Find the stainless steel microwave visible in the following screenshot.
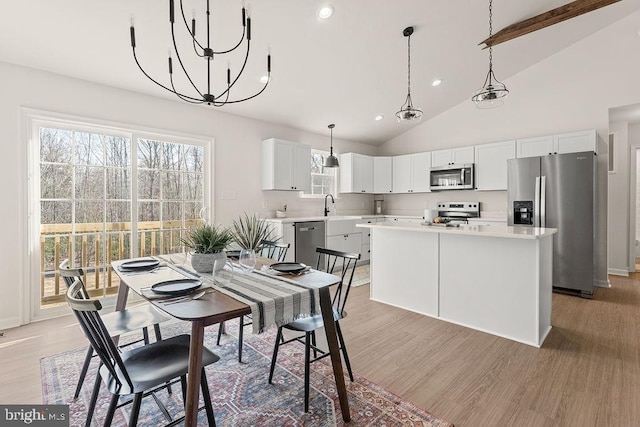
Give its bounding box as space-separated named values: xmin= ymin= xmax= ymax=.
xmin=430 ymin=164 xmax=475 ymax=191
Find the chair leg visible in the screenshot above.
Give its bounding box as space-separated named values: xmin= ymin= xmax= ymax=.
xmin=335 ymin=321 xmax=354 ymax=382
xmin=84 ymin=370 xmax=102 ymax=427
xmin=180 ymin=375 xmax=188 ymax=410
xmin=103 ymin=394 xmax=119 ymax=427
xmin=152 ymin=324 xmax=172 ymax=394
xmin=128 ymin=392 xmax=143 ymax=427
xmin=304 ymin=332 xmax=311 ymax=412
xmin=268 ymin=327 xmax=283 ymax=384
xmin=238 ymin=316 xmax=244 ymax=363
xmin=142 ymin=326 xmax=150 ymax=345
xmin=216 ymin=322 xmax=225 ymax=345
xmin=311 ymin=331 xmax=318 ymax=358
xmin=200 ymin=368 xmax=216 ymax=427
xmin=75 ymin=346 xmax=94 ymax=399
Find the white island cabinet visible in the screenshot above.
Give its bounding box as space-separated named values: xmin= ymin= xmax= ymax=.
xmin=357 ymin=222 xmax=557 ymax=347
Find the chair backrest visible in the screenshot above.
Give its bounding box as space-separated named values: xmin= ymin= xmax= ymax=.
xmin=315 ymin=247 xmax=360 ymax=315
xmin=66 ymin=280 xmax=133 ymax=392
xmin=260 ymin=240 xmax=290 ymax=262
xmin=58 ymin=259 xmax=86 ymax=290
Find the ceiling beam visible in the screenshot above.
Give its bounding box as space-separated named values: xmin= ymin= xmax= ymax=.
xmin=480 ymin=0 xmax=622 ymax=48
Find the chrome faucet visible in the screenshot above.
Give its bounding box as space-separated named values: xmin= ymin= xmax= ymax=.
xmin=324 ymin=194 xmax=335 ymax=217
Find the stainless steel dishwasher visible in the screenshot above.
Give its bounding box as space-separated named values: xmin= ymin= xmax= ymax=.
xmin=295 ymin=221 xmax=325 ymax=266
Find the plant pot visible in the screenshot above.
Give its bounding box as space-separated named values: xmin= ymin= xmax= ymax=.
xmin=190 ymin=251 xmax=226 ymax=273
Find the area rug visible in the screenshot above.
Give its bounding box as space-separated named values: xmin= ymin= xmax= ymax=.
xmin=41 ymin=320 xmax=452 ymax=426
xmin=334 ymin=263 xmax=370 ymax=288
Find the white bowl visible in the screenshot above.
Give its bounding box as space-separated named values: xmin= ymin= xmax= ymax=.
xmin=276 ymin=210 xmax=287 ymax=218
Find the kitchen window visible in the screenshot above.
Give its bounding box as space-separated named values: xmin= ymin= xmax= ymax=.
xmin=305 ymin=149 xmax=337 ymax=196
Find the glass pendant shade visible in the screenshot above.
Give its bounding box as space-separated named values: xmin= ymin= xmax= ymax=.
xmin=323 ymin=124 xmax=339 ymax=168
xmin=472 ymin=70 xmax=509 ymax=109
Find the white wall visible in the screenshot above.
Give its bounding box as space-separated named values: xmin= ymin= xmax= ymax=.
xmin=609 ymin=121 xmax=630 ymax=274
xmin=380 ymin=10 xmax=640 ymax=285
xmin=0 ymin=60 xmax=376 ymax=328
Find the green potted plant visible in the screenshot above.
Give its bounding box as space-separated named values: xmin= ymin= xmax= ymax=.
xmin=182 ymin=223 xmax=234 ymax=273
xmin=232 ymin=213 xmax=275 ymax=252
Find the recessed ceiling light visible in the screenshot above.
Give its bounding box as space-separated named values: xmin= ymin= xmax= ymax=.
xmin=318 ymin=5 xmax=334 ymax=20
xmin=259 ymin=75 xmax=269 ymax=84
xmin=375 ymin=115 xmax=384 ymax=121
xmin=432 ymin=79 xmax=442 ymax=87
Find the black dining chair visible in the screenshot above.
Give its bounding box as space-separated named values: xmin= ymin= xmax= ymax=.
xmin=216 ymin=240 xmax=291 ymax=362
xmin=259 ymin=240 xmax=290 ymax=262
xmin=268 ymin=247 xmax=360 ymax=412
xmin=58 ymin=259 xmax=171 ymax=399
xmin=66 ymin=279 xmax=219 ymax=427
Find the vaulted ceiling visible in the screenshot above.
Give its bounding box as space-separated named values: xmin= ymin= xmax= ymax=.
xmin=1 ymin=0 xmax=637 ymax=144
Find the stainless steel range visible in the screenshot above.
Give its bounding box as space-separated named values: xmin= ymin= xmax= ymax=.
xmin=436 ymin=202 xmax=480 ymax=224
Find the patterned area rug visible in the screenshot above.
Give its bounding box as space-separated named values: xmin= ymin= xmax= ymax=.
xmin=41 ymin=320 xmax=452 ymax=426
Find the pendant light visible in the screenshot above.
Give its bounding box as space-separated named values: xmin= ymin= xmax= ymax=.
xmin=396 ymin=26 xmax=423 ymax=123
xmin=323 ymin=124 xmax=339 ymax=168
xmin=472 ymin=0 xmax=509 ymax=108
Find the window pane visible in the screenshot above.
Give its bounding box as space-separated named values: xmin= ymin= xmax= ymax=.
xmin=184 ymin=145 xmax=204 ymax=173
xmin=184 ymin=173 xmax=203 ymax=200
xmin=75 ymin=166 xmax=104 ymax=199
xmin=106 ymin=168 xmax=130 ymax=200
xmin=185 ymin=201 xmax=203 ymax=220
xmin=75 ymin=133 xmax=104 ymax=166
xmin=138 ymin=139 xmax=161 ymax=169
xmin=138 ymin=170 xmax=160 ymax=200
xmin=40 ymin=201 xmax=72 ymax=224
xmin=40 ymin=128 xmax=72 ymax=163
xmin=162 ymin=201 xmax=183 ymax=221
xmin=138 ymin=201 xmax=160 ymax=221
xmin=106 ymin=201 xmax=131 ymax=223
xmin=41 ymin=164 xmax=72 ymax=199
xmin=162 ymin=171 xmax=182 ymax=200
xmin=75 ymin=201 xmax=104 ymax=224
xmin=163 ymin=142 xmax=182 ymax=170
xmin=105 ymin=136 xmax=131 ymax=167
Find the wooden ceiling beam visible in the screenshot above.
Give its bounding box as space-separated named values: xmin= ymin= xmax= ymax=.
xmin=480 ymin=0 xmax=622 ymax=48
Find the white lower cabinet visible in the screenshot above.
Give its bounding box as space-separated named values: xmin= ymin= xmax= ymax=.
xmin=267 ymin=222 xmax=296 ymax=263
xmin=326 ymin=233 xmax=362 ymax=256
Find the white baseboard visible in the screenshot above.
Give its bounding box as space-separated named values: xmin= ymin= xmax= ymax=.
xmin=608 ymin=268 xmax=629 ymax=276
xmin=0 ymin=317 xmax=21 ymax=330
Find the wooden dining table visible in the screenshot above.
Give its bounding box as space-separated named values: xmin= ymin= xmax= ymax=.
xmin=112 ymin=257 xmax=351 ymax=426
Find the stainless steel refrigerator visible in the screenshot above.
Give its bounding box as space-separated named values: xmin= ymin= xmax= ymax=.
xmin=507 ymin=151 xmax=596 ymax=297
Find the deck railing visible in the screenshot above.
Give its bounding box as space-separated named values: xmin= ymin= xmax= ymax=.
xmin=40 ymin=219 xmax=202 ymax=306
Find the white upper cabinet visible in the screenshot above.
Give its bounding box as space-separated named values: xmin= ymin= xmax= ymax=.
xmin=431 ymin=147 xmax=475 ymax=167
xmin=339 ymin=153 xmax=374 ymax=193
xmin=554 ymin=130 xmax=597 ymax=154
xmin=262 ymin=138 xmax=311 ymax=191
xmin=517 ymin=130 xmax=596 ymax=158
xmin=373 ymin=156 xmax=393 ymax=193
xmin=393 ymin=152 xmax=431 ymax=193
xmin=475 ymin=140 xmax=516 ymax=191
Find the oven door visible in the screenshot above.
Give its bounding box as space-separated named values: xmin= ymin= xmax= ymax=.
xmin=430 ymin=164 xmax=474 ymax=190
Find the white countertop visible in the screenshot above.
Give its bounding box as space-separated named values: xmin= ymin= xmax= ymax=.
xmin=264 ymin=214 xmax=421 ymax=224
xmin=356 ymin=222 xmax=557 ymax=240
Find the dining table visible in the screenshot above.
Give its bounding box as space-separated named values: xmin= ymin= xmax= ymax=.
xmin=112 ymin=256 xmax=351 ymax=426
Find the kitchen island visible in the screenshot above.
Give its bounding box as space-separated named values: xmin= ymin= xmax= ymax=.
xmin=356 ymin=222 xmax=557 ymax=347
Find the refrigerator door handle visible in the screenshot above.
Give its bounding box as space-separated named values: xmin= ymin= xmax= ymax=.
xmin=534 ymin=176 xmax=541 ymax=227
xmin=540 ymin=176 xmax=546 ymax=228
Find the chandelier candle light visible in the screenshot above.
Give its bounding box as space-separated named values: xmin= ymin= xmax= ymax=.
xmin=129 ymin=0 xmax=271 ymax=106
xmin=472 ymin=0 xmax=509 ymax=108
xmin=323 ymin=124 xmax=339 ymax=168
xmin=396 ymin=26 xmax=423 ymax=123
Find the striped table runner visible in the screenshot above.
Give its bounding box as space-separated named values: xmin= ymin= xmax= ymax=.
xmin=204 ymin=269 xmax=320 ymax=334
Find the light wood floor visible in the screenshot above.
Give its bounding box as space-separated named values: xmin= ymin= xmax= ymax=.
xmin=2 ymin=274 xmax=639 ymax=426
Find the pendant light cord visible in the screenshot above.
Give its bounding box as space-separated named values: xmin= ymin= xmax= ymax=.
xmin=407 ymin=33 xmax=412 ymax=98
xmin=488 ymin=0 xmax=493 ymax=80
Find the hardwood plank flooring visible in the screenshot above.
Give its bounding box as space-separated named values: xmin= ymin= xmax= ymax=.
xmin=1 ymin=274 xmax=640 ymax=426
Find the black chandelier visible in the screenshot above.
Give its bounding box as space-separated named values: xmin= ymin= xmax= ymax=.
xmin=129 ymin=0 xmax=271 ymax=106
